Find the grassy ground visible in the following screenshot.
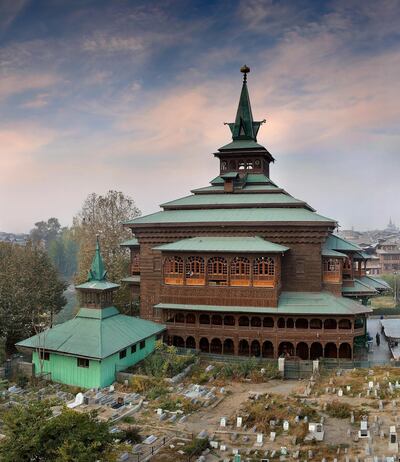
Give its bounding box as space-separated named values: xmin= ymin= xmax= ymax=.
xmin=371 ymin=295 xmax=396 ymax=309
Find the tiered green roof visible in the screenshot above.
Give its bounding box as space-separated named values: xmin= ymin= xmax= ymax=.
xmin=155 ymin=291 xmax=371 ymax=316
xmin=154 ymin=236 xmax=289 ymax=253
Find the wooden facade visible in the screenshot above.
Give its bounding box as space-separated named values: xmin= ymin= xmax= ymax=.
xmin=123 ymin=67 xmax=371 ymax=360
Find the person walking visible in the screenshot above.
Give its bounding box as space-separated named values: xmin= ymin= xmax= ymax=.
xmin=376 ymin=332 xmax=381 ymax=346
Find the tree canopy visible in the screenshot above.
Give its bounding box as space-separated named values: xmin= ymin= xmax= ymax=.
xmin=73 ymin=190 xmax=140 ymax=312
xmin=0 ymin=400 xmax=117 ymax=461
xmin=0 ymin=242 xmax=67 ymax=350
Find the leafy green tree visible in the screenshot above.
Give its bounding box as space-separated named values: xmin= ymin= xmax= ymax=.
xmin=73 ymin=190 xmax=140 ymax=312
xmin=0 ymin=242 xmax=67 ymax=350
xmin=0 ymin=400 xmax=117 ymax=461
xmin=29 ymin=218 xmax=62 ymax=249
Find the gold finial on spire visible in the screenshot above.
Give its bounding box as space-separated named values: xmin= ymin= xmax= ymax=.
xmin=240 ymin=64 xmax=250 ymax=82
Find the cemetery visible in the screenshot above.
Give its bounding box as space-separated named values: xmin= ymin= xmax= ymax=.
xmin=5 ymin=359 xmax=400 ymax=461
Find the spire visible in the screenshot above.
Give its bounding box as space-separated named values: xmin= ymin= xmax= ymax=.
xmin=226 ymin=65 xmax=266 ymax=142
xmin=88 ymin=235 xmax=107 ymax=282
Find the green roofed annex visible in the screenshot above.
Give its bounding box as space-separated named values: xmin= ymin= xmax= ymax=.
xmin=17 ymin=237 xmax=165 ymax=388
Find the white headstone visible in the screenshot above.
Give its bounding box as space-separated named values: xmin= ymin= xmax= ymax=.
xmin=157 ymin=408 xmax=163 ymax=415
xmin=368 ymin=381 xmax=374 ymax=389
xmin=338 ymin=389 xmax=343 ymax=397
xmin=237 ymin=417 xmax=242 ymax=428
xmin=220 ymin=444 xmax=226 ymax=451
xmin=220 ymin=417 xmax=226 ymax=427
xmin=257 ymin=433 xmax=263 ymax=444
xmin=270 ymin=432 xmax=276 ymax=442
xmin=283 ymin=420 xmax=289 ymax=431
xmin=109 ymin=384 xmax=115 ymax=392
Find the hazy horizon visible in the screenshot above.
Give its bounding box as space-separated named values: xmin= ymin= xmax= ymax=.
xmin=1 ymin=0 xmax=399 ymax=233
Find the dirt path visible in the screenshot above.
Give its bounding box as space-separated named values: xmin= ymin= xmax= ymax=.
xmin=183 ymin=379 xmax=305 ymax=435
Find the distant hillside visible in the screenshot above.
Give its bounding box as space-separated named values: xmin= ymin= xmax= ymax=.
xmin=0 ymin=231 xmax=29 ymax=245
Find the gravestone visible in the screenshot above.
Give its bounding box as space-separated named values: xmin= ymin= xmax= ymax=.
xmin=255 ymin=433 xmax=263 ymax=447
xmin=389 ymin=426 xmax=399 ymax=453
xmin=237 ymin=417 xmax=242 ymax=428
xmin=283 ymin=420 xmax=289 ymax=432
xmin=220 ymin=417 xmax=226 ymax=427
xmin=270 ymin=432 xmax=276 ymax=442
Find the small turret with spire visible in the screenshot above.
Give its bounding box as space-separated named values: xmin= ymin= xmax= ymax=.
xmin=75 ymin=235 xmax=120 ymax=309
xmin=215 ymin=66 xmax=275 ymax=185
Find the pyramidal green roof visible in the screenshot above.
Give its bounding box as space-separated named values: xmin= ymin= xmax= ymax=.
xmin=76 ymin=236 xmax=119 ymax=291
xmin=16 ymin=307 xmax=166 ymax=359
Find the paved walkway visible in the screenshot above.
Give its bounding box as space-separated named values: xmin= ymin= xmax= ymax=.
xmin=367 ymin=317 xmax=392 ymax=362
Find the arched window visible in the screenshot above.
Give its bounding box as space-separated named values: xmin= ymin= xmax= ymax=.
xmin=186 ymin=256 xmax=205 ymax=285
xmin=186 ymin=313 xmax=196 ymax=324
xmin=339 ymin=319 xmax=351 ymax=330
xmin=239 ymin=316 xmax=249 ymax=327
xmin=164 ymin=256 xmax=184 ymax=285
xmin=238 ymin=160 xmax=245 ymax=170
xmin=230 ymin=257 xmax=251 ymax=286
xmin=174 ymin=313 xmax=185 ymax=323
xmin=286 ymin=318 xmax=294 ymax=329
xmin=246 ymin=160 xmax=253 ymax=170
xmin=208 ymin=257 xmax=228 ymax=285
xmin=277 ymin=317 xmax=285 ymax=328
xmin=199 ymin=314 xmax=210 ymax=325
xmin=263 ymin=317 xmax=274 ymax=328
xmin=310 ymin=318 xmax=322 ymax=329
xmin=211 ymin=315 xmax=222 ymax=325
xmin=253 ymin=257 xmax=275 ymax=287
xmin=324 ymin=319 xmax=337 ymax=330
xmin=251 ymin=317 xmax=261 ymax=327
xmin=224 ymin=315 xmax=235 ymax=326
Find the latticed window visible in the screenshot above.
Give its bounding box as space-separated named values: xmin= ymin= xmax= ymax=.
xmin=343 ymin=257 xmax=352 ymax=279
xmin=230 ymin=257 xmax=251 ymax=286
xmin=164 ymin=256 xmax=184 ymax=285
xmin=131 ymin=252 xmax=140 ymax=274
xmin=207 ymin=257 xmax=228 ymax=285
xmin=186 ymin=256 xmax=205 ymax=285
xmin=324 ymin=258 xmax=340 ymax=272
xmin=253 ymin=256 xmax=275 ymax=287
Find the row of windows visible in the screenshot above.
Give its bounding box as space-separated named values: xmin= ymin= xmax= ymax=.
xmin=167 ymin=313 xmax=363 ymax=330
xmin=38 ymin=339 xmax=148 ymax=368
xmin=119 ymin=340 xmax=146 ymax=360
xmin=220 ymin=158 xmax=263 ymax=171
xmin=164 ymin=256 xmax=276 ymax=286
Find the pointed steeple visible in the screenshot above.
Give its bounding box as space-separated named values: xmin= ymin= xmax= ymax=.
xmin=226 ymin=65 xmax=266 ymax=142
xmin=88 ymin=235 xmax=107 ymax=282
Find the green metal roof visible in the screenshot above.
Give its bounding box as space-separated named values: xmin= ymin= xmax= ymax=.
xmin=75 ymin=280 xmax=120 ymax=291
xmin=359 ymin=276 xmax=391 ymax=291
xmin=221 ymin=172 xmax=239 ymax=179
xmin=210 ymin=173 xmax=274 ymax=186
xmin=341 ymin=279 xmax=378 ymax=295
xmin=218 ymin=140 xmax=267 ymax=151
xmin=161 ymin=193 xmax=307 ymax=209
xmin=353 ymin=251 xmax=372 ymax=260
xmin=191 ymin=185 xmax=282 ymax=194
xmin=325 ymin=234 xmax=362 ymax=252
xmin=121 ymin=275 xmax=141 ymax=284
xmin=120 ymin=237 xmax=139 ymax=247
xmin=321 ymin=248 xmax=348 ymax=258
xmin=155 ymin=291 xmax=370 ymax=315
xmin=126 ymin=207 xmax=335 ymax=226
xmin=153 ymin=236 xmax=289 ymax=253
xmin=17 ymin=307 xmax=165 ymax=359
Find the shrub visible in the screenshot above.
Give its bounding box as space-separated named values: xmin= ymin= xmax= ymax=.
xmin=325 ymin=401 xmax=351 ymax=419
xmin=183 ymin=437 xmax=209 ymax=456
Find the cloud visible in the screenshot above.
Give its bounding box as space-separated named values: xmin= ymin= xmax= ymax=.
xmin=0 ymin=73 xmax=59 ymax=102
xmin=0 ymin=0 xmax=28 ymax=33
xmin=82 ymin=34 xmax=144 ymax=53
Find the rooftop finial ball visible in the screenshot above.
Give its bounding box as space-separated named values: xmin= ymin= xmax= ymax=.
xmin=240 ymin=65 xmax=250 ymax=74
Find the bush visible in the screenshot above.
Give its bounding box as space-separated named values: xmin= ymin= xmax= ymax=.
xmin=183 ymin=438 xmax=209 ymax=456
xmin=325 ymin=401 xmax=351 ymax=419
xmin=119 ymin=426 xmax=142 ymax=443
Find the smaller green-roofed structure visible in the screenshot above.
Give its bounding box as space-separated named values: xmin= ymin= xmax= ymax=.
xmin=17 ymin=236 xmax=165 ymax=389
